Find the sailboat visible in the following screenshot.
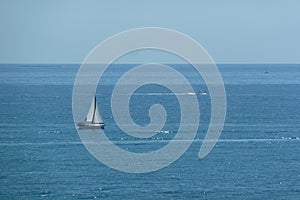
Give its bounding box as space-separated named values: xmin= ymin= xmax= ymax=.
xmin=264 ymin=66 xmax=269 ymax=74
xmin=77 ymin=96 xmax=104 ymax=129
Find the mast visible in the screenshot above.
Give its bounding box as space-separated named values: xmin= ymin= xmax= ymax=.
xmin=92 ymin=96 xmax=96 ymax=123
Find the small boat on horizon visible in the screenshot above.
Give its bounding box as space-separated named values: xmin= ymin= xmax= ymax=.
xmin=77 ymin=96 xmax=104 ymax=129
xmin=264 ymin=66 xmax=269 ymax=74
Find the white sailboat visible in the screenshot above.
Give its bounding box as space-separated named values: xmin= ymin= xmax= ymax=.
xmin=77 ymin=96 xmax=104 ymax=129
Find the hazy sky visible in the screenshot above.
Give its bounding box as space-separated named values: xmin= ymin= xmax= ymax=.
xmin=0 ymin=0 xmax=299 ymax=63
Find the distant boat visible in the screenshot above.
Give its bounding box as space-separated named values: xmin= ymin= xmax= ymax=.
xmin=155 ymin=130 xmax=171 ymax=134
xmin=264 ymin=66 xmax=269 ymax=74
xmin=198 ymin=90 xmax=207 ymax=95
xmin=77 ymin=96 xmax=104 ymax=129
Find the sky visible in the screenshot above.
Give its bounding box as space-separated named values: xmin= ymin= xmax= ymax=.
xmin=0 ymin=0 xmax=299 ymax=64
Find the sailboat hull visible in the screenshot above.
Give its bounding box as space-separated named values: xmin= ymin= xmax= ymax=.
xmin=77 ymin=122 xmax=104 ymax=129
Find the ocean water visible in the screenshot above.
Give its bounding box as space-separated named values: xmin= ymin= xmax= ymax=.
xmin=0 ymin=64 xmax=299 ymax=199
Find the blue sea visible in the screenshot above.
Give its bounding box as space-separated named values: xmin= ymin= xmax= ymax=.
xmin=0 ymin=64 xmax=299 ymax=199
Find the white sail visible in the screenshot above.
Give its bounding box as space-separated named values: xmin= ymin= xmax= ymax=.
xmin=93 ymin=105 xmax=103 ymax=124
xmin=85 ymin=97 xmax=95 ymax=122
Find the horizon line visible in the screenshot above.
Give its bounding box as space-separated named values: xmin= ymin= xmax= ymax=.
xmin=0 ymin=62 xmax=300 ymax=65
